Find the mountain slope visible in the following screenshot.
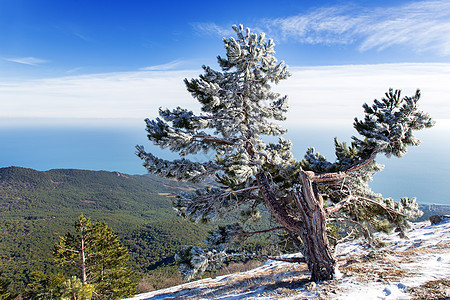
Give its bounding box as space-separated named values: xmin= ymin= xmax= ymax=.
xmin=0 ymin=166 xmax=195 ymax=215
xmin=126 ymin=219 xmax=450 ymax=300
xmin=0 ymin=166 xmax=211 ymax=291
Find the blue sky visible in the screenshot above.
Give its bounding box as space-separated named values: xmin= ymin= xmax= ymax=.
xmin=2 ymin=0 xmax=450 ymax=78
xmin=1 ymin=0 xmax=449 ymax=204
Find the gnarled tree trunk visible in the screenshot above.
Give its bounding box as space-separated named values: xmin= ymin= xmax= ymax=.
xmin=295 ymin=170 xmax=335 ymax=281
xmin=256 ymin=171 xmax=335 ymax=282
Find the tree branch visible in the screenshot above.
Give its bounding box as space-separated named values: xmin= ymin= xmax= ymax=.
xmin=309 ymin=171 xmax=346 ymax=183
xmin=356 ymin=196 xmax=407 ymax=217
xmin=209 ymin=252 xmax=306 ymax=264
xmin=256 ymin=172 xmax=304 ymax=237
xmin=204 ymin=185 xmax=263 ymax=202
xmin=192 ymin=134 xmax=234 ymax=145
xmin=236 ymin=226 xmax=285 ymax=237
xmin=325 ymin=195 xmax=355 ymax=217
xmin=199 ymin=116 xmax=233 ymax=121
xmin=306 ymin=150 xmax=379 ymax=184
xmin=57 ymin=247 xmax=80 ymax=254
xmin=326 ymin=194 xmax=406 ymax=219
xmin=329 ymin=228 xmax=358 ymax=244
xmin=327 ymin=217 xmax=372 ymax=240
xmin=56 ymin=252 xmax=82 ymax=267
xmin=343 ymin=151 xmax=379 ymax=173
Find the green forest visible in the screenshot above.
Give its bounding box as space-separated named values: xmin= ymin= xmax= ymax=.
xmin=0 ymin=166 xmax=214 ymax=294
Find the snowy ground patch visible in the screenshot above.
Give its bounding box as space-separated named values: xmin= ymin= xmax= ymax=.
xmin=125 ymin=219 xmax=450 ymax=300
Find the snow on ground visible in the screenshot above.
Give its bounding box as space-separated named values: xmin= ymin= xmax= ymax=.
xmin=125 ymin=219 xmax=450 ymax=300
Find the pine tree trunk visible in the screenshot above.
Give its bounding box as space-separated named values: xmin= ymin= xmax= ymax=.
xmin=256 ymin=171 xmax=335 ymax=282
xmin=295 ymin=170 xmax=335 ymax=282
xmin=80 ymin=227 xmax=87 ymax=284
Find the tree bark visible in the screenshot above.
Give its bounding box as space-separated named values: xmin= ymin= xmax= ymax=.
xmin=81 ymin=227 xmax=87 ymax=284
xmin=295 ymin=170 xmax=335 ymax=281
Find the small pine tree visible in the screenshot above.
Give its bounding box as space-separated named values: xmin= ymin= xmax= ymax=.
xmin=0 ymin=272 xmax=17 ymax=300
xmin=24 ymin=271 xmax=66 ymax=299
xmin=137 ymin=25 xmax=434 ymax=282
xmin=53 ymin=214 xmax=136 ymax=299
xmin=60 ymin=276 xmax=95 ymax=300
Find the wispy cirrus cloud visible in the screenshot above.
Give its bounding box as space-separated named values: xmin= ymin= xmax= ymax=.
xmin=268 ymin=0 xmax=450 ymax=55
xmin=193 ymin=1 xmax=450 ymax=56
xmin=267 ymin=6 xmax=363 ymax=45
xmin=140 ymin=60 xmax=187 ymax=71
xmin=4 ymin=56 xmax=49 ymax=66
xmin=357 ymin=1 xmax=450 ymax=54
xmin=191 ymin=22 xmax=235 ymax=37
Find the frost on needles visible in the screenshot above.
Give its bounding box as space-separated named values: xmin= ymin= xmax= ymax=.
xmin=136 ymin=24 xmax=434 ymax=282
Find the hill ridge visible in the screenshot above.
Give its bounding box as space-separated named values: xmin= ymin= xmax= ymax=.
xmin=0 ymin=166 xmax=210 ymax=292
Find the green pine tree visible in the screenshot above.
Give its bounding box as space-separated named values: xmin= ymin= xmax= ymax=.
xmin=61 ymin=276 xmax=95 ymax=300
xmin=0 ymin=272 xmax=17 ymax=300
xmin=53 ymin=214 xmax=136 ymax=299
xmin=24 ymin=271 xmax=66 ymax=299
xmin=137 ymin=25 xmax=434 ymax=282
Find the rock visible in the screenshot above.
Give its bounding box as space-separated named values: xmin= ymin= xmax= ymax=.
xmin=429 ymin=215 xmax=450 ymax=225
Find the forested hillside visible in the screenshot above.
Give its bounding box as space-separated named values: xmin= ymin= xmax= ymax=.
xmin=0 ymin=166 xmax=212 ymax=292
xmin=0 ymin=166 xmax=447 ymax=294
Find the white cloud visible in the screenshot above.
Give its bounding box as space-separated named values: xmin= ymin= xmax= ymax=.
xmin=140 ymin=60 xmax=187 ymax=71
xmin=191 ymin=1 xmax=450 ymax=56
xmin=0 ymin=63 xmax=448 ymax=129
xmin=191 ymin=22 xmax=235 ymax=37
xmin=278 ymin=63 xmax=450 ymax=128
xmin=267 ymin=6 xmax=362 ymax=45
xmin=0 ymin=70 xmax=199 ymax=127
xmin=268 ymin=0 xmax=450 ymax=56
xmin=4 ymin=57 xmax=49 ymax=66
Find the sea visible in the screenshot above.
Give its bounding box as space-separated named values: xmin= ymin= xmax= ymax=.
xmin=1 ymin=122 xmax=448 ymax=205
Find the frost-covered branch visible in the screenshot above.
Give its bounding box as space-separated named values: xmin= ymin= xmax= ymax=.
xmin=343 ymin=150 xmax=379 ymax=173
xmin=208 ymin=252 xmax=306 ymax=264
xmin=356 ymin=196 xmax=407 ymax=218
xmin=192 ymin=134 xmax=234 ymax=145
xmin=136 ymin=146 xmax=220 ymax=183
xmin=328 ymin=228 xmax=357 ymax=244
xmin=308 ymin=171 xmax=346 ymax=183
xmin=256 ymin=171 xmax=304 ymax=236
xmin=305 ymin=150 xmax=378 ymax=184
xmin=328 ymin=217 xmax=372 ymax=240
xmin=176 ymin=245 xmax=305 ymax=281
xmin=144 ymin=118 xmax=234 ymax=156
xmin=325 ymin=195 xmax=355 ymax=216
xmin=352 ymin=89 xmax=434 ymax=158
xmin=174 ymin=186 xmax=263 ymax=222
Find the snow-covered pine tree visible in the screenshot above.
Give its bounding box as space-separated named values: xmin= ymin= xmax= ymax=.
xmin=137 ymin=25 xmax=434 ymax=282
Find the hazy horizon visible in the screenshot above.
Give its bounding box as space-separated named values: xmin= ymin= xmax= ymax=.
xmin=1 ymin=120 xmax=448 ymax=205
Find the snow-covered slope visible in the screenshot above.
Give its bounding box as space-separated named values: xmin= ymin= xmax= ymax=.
xmin=126 ymin=219 xmax=450 ymax=300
